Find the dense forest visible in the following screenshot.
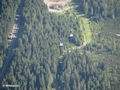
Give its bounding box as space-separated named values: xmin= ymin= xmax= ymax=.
xmin=0 ymin=0 xmax=120 ymax=90
xmin=0 ymin=0 xmax=20 ymax=69
xmin=74 ymin=0 xmax=120 ymax=19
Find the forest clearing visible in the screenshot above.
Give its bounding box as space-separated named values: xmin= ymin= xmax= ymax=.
xmin=44 ymin=0 xmax=71 ymax=12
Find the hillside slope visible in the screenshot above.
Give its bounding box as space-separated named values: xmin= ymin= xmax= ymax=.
xmin=0 ymin=0 xmax=120 ymax=90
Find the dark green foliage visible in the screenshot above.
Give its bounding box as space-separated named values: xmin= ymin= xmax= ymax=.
xmin=0 ymin=0 xmax=20 ymax=68
xmin=0 ymin=0 xmax=120 ymax=90
xmin=74 ymin=0 xmax=120 ymax=20
xmin=1 ymin=0 xmax=81 ymax=89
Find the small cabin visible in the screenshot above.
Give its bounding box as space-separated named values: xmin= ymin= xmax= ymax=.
xmin=59 ymin=61 xmax=62 ymax=63
xmin=69 ymin=30 xmax=73 ymax=38
xmin=49 ymin=4 xmax=61 ymax=10
xmin=69 ymin=33 xmax=73 ymax=38
xmin=59 ymin=42 xmax=63 ymax=47
xmin=116 ymin=34 xmax=120 ymax=36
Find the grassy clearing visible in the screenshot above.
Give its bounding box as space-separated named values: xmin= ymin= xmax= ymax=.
xmin=80 ymin=17 xmax=92 ymax=43
xmin=54 ymin=2 xmax=93 ymax=53
xmin=51 ymin=0 xmax=92 ymax=45
xmin=72 ymin=11 xmax=92 ymax=44
xmin=62 ymin=10 xmax=92 ymax=53
xmin=68 ymin=1 xmax=92 ymax=44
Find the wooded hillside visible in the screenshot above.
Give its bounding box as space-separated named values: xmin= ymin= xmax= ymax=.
xmin=75 ymin=0 xmax=120 ymax=19
xmin=0 ymin=0 xmax=20 ymax=69
xmin=0 ymin=0 xmax=120 ymax=90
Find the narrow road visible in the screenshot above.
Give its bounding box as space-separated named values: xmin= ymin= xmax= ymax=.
xmin=0 ymin=0 xmax=24 ymax=84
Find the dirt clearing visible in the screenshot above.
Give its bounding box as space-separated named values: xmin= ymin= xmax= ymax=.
xmin=44 ymin=0 xmax=71 ymax=13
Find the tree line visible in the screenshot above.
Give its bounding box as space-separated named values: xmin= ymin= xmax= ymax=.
xmin=76 ymin=0 xmax=120 ymax=20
